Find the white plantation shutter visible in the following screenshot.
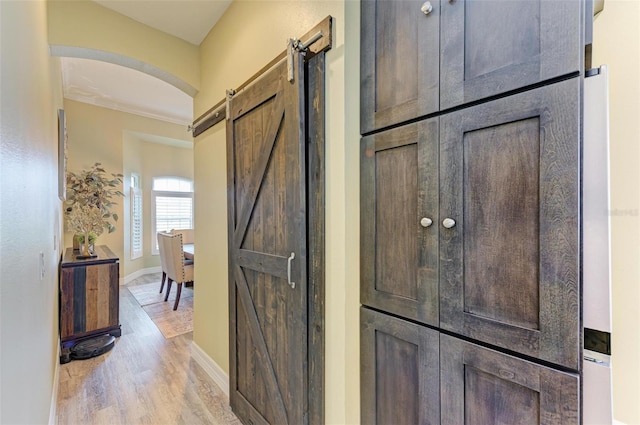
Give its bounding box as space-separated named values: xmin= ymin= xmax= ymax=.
xmin=151 ymin=177 xmax=194 ymax=254
xmin=155 ymin=195 xmax=193 ymax=231
xmin=131 ymin=187 xmax=143 ymax=260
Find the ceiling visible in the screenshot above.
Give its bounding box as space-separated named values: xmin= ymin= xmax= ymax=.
xmin=61 ymin=57 xmax=194 ymax=126
xmin=61 ymin=1 xmax=232 ymax=130
xmin=93 ymin=0 xmax=231 ymax=46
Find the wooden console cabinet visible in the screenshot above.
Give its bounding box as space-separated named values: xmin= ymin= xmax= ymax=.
xmin=59 ymin=245 xmax=121 ymax=361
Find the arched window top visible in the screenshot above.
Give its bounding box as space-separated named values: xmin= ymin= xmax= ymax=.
xmin=152 ymin=177 xmax=193 ymax=192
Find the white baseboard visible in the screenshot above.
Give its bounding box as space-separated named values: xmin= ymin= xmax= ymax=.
xmin=123 ymin=266 xmax=162 ymax=285
xmin=191 ymin=342 xmax=229 ymax=397
xmin=49 ymin=344 xmax=60 ymax=425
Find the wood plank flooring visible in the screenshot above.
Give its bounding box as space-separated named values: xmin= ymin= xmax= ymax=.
xmin=56 ymin=274 xmax=241 ymax=425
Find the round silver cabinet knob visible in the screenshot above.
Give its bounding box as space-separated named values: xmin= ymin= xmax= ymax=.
xmin=420 ymin=217 xmax=433 ymax=228
xmin=421 ymin=1 xmax=433 ymax=15
xmin=442 ymin=218 xmax=456 ymax=229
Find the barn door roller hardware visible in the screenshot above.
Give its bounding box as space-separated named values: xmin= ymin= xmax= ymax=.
xmin=225 ymin=89 xmax=236 ymax=121
xmin=190 ymin=16 xmax=333 ymax=137
xmin=230 ymin=31 xmax=323 ymax=119
xmin=287 ymin=30 xmax=324 ymax=82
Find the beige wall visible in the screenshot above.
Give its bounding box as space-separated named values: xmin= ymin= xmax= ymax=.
xmin=592 ymin=2 xmax=640 ymax=423
xmin=64 ymin=99 xmax=193 ymax=278
xmin=0 ymin=1 xmax=64 ymax=423
xmin=47 ymin=0 xmax=199 ymax=95
xmin=193 ymin=1 xmax=360 ymax=423
xmin=123 ymin=134 xmax=194 ymax=274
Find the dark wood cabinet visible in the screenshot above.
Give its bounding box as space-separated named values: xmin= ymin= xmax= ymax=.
xmin=361 ymin=312 xmax=580 ymax=424
xmin=59 ymin=246 xmax=121 ymax=350
xmin=360 ymin=119 xmax=439 ymax=326
xmin=360 ymin=0 xmax=584 ymax=421
xmin=440 ymin=334 xmax=579 ymax=424
xmin=361 ymin=80 xmax=581 ymax=368
xmin=361 ymin=0 xmax=582 ymax=133
xmin=440 ymin=0 xmax=581 ymax=110
xmin=360 ymin=0 xmax=439 ymax=134
xmin=439 ymin=79 xmax=580 ymax=369
xmin=361 ymin=307 xmax=440 ymax=425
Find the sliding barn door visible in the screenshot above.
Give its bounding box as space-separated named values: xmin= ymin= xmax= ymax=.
xmin=226 ymin=54 xmax=307 ymax=425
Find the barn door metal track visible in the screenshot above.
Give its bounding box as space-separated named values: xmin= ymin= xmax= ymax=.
xmin=189 ymin=16 xmax=332 ymax=136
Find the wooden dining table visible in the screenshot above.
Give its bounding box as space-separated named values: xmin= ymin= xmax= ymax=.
xmin=183 ymin=243 xmax=194 ymax=261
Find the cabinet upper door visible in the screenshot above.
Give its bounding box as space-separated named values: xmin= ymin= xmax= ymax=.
xmin=439 ymin=78 xmax=580 ymax=370
xmin=361 ymin=119 xmax=439 ymax=326
xmin=361 ymin=0 xmax=440 ymax=134
xmin=440 ymin=0 xmax=582 ymax=110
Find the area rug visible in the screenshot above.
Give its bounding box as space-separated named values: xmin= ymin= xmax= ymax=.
xmin=128 ymin=282 xmax=194 ymax=339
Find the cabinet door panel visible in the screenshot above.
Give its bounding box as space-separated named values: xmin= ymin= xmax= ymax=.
xmin=463 ymin=117 xmax=541 ymax=330
xmin=440 ymin=0 xmax=581 ymax=110
xmin=361 ymin=119 xmax=439 ymax=326
xmin=361 ymin=0 xmax=439 ymax=133
xmin=440 ymin=334 xmax=579 ymax=424
xmin=361 ymin=308 xmax=440 ymax=425
xmin=440 ymin=79 xmax=580 ymax=369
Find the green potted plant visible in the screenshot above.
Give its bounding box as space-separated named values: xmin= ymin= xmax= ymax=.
xmin=75 ymin=231 xmax=97 ymax=252
xmin=65 ymin=163 xmax=124 ymax=258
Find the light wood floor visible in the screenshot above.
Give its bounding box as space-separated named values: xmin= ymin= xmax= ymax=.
xmin=56 ymin=274 xmax=241 ymax=425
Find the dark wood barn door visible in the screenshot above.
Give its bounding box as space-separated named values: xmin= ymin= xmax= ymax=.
xmin=226 ymin=54 xmax=307 ymax=425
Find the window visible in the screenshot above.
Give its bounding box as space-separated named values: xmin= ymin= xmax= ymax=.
xmin=151 ymin=177 xmax=193 ymax=254
xmin=130 ymin=173 xmax=143 ymax=260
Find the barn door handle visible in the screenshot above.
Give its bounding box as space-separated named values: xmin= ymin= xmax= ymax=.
xmin=287 ymin=252 xmax=296 ymax=289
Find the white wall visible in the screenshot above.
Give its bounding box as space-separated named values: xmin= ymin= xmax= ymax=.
xmin=592 ymin=2 xmax=640 ymax=423
xmin=0 ymin=1 xmax=64 ymax=423
xmin=123 ymin=133 xmax=193 ymax=278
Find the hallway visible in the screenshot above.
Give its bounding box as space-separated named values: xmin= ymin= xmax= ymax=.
xmin=55 ymin=274 xmax=240 ymax=424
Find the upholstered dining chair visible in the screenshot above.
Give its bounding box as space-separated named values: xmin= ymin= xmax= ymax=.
xmin=157 ymin=232 xmax=194 ymax=310
xmin=170 ymin=228 xmax=194 ymax=244
xmin=157 ymin=232 xmax=170 ymax=294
